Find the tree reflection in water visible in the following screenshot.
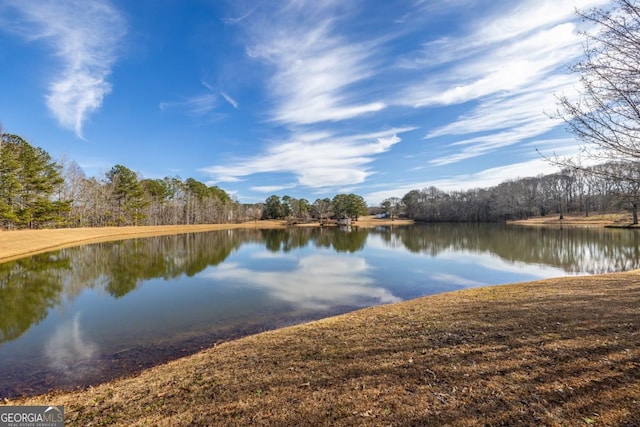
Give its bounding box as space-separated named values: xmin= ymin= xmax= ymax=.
xmin=1 ymin=225 xmax=638 ymax=347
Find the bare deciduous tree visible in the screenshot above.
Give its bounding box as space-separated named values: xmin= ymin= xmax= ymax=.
xmin=556 ymin=0 xmax=640 ymax=160
xmin=554 ymin=0 xmax=640 ymax=223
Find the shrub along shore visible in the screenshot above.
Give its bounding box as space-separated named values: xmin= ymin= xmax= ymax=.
xmin=2 ymin=217 xmax=639 ymax=426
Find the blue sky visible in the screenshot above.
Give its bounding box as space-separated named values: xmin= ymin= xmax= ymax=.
xmin=0 ymin=0 xmax=610 ymax=204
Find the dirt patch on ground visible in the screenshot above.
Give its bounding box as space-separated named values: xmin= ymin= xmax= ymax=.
xmin=6 ymin=270 xmax=639 ymax=426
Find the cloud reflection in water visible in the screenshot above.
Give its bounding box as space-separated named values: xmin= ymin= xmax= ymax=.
xmin=207 ymin=253 xmax=401 ymax=310
xmin=44 ymin=313 xmax=99 ymax=378
xmin=430 ymin=273 xmax=487 ymax=288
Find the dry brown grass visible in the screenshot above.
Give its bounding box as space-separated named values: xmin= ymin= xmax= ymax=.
xmin=351 ymin=216 xmax=414 ymax=227
xmin=6 ymin=270 xmax=639 ymax=426
xmin=508 ymin=212 xmax=636 ymax=227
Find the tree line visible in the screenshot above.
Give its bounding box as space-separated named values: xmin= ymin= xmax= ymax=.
xmin=260 ymin=193 xmax=368 ymax=222
xmin=0 ymin=132 xmax=238 ymax=229
xmin=261 ymin=161 xmax=638 ymax=224
xmin=382 ymin=162 xmax=638 ymax=223
xmin=1 ymin=129 xmax=638 ymax=230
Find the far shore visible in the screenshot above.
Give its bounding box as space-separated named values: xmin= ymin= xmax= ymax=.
xmin=0 ymin=216 xmax=413 ymax=264
xmin=1 ymin=213 xmax=635 ymax=264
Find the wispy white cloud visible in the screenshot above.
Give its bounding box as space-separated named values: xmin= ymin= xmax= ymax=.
xmin=250 ymin=184 xmax=296 ymax=193
xmin=242 ymin=2 xmax=386 ymax=125
xmin=220 ymin=91 xmax=239 ymax=109
xmin=426 ymin=76 xmax=574 ymax=139
xmin=475 ymin=0 xmax=610 ymax=46
xmin=201 ymin=127 xmax=413 ymax=189
xmin=429 ymin=123 xmax=550 ymax=166
xmin=393 ymin=0 xmax=611 ymax=169
xmin=160 ymin=93 xmax=219 ymax=116
xmin=222 ymin=4 xmax=259 ymax=25
xmin=3 ymin=0 xmax=125 ymax=138
xmin=438 ymin=24 xmax=579 ymax=106
xmin=161 ymin=81 xmax=238 ymax=117
xmin=401 ymin=22 xmax=581 ymax=108
xmin=465 ymin=158 xmax=564 ymax=187
xmin=159 ymin=80 xmax=226 ymax=117
xmin=423 ymin=78 xmax=576 ymax=166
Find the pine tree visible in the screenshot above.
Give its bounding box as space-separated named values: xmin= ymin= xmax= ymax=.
xmin=0 ymin=133 xmax=70 ymax=229
xmin=106 ymin=164 xmax=148 ymax=226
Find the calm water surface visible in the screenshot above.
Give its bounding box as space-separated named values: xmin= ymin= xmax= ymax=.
xmin=1 ymin=224 xmax=638 ymax=397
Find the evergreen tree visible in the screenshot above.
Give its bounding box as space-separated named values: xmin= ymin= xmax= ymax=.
xmin=346 ymin=193 xmax=368 ymax=221
xmin=0 ymin=133 xmax=70 ymax=229
xmin=332 ymin=194 xmax=350 ymax=219
xmin=106 ymin=164 xmax=148 ymax=226
xmin=0 ymin=139 xmax=20 ymax=227
xmin=263 ymin=195 xmax=283 ymax=219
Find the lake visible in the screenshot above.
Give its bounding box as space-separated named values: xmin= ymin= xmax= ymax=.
xmin=1 ymin=223 xmax=638 ymax=397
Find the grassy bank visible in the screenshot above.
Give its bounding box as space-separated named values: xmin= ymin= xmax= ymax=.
xmin=6 ymin=271 xmax=640 ymax=426
xmin=507 ymin=212 xmax=636 ymax=228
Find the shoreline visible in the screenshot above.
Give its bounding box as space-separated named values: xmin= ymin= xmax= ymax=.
xmin=1 ymin=213 xmax=633 ymax=264
xmin=0 ymin=217 xmax=414 ymax=264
